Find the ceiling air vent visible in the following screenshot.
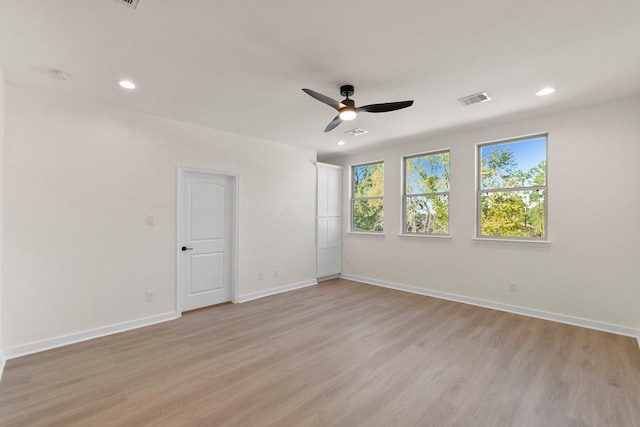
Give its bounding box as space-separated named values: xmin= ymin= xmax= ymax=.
xmin=345 ymin=128 xmax=368 ymax=136
xmin=458 ymin=92 xmax=492 ymax=106
xmin=113 ymin=0 xmax=139 ymax=9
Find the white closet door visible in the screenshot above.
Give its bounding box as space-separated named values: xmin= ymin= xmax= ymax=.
xmin=317 ymin=218 xmax=330 ymax=277
xmin=317 ymin=163 xmax=343 ymax=279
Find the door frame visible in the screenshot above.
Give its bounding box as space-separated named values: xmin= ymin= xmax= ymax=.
xmin=176 ymin=167 xmax=239 ymax=314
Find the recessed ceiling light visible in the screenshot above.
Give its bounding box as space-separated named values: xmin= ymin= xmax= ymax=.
xmin=119 ymin=80 xmax=136 ymax=90
xmin=536 ymin=87 xmax=556 ymax=96
xmin=337 ymin=141 xmax=345 ymax=146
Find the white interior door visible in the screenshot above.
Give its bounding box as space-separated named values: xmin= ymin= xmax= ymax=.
xmin=179 ymin=170 xmax=235 ymax=311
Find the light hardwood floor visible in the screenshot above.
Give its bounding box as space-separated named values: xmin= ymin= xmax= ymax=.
xmin=1 ymin=278 xmax=639 ymax=426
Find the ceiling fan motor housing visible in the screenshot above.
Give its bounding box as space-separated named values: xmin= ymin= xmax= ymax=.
xmin=342 ymin=99 xmax=355 ymax=109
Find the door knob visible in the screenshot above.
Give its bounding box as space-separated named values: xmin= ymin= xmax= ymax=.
xmin=181 ymin=246 xmax=193 ymax=251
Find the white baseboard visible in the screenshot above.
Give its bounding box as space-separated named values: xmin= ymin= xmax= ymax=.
xmin=238 ymin=279 xmax=317 ymax=303
xmin=0 ymin=351 xmax=5 ymax=382
xmin=341 ymin=274 xmax=640 ymax=339
xmin=3 ymin=312 xmax=179 ymax=361
xmin=3 ymin=276 xmax=636 ymax=381
xmin=3 ymin=279 xmax=318 ymax=366
xmin=318 ymin=273 xmax=341 ymax=282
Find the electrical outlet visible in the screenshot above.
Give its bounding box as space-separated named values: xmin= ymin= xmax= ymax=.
xmin=146 ymin=290 xmax=155 ymax=302
xmin=258 ymin=271 xmax=263 ymax=280
xmin=509 ymin=282 xmax=517 ymax=292
xmin=273 ymin=270 xmax=278 ymax=278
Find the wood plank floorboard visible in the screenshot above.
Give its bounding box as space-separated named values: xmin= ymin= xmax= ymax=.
xmin=1 ymin=278 xmax=639 ymax=426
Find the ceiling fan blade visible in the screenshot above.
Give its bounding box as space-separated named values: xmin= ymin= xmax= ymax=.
xmin=357 ymin=100 xmax=414 ymax=113
xmin=324 ymin=115 xmax=342 ymax=132
xmin=302 ymin=88 xmax=344 ymax=111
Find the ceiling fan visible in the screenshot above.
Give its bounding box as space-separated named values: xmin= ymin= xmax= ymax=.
xmin=302 ymin=85 xmax=414 ymax=132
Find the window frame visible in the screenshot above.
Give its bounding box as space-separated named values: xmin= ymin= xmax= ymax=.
xmin=476 ymin=133 xmax=548 ymax=241
xmin=402 ymin=149 xmax=451 ymax=237
xmin=350 ymin=160 xmax=384 ymax=233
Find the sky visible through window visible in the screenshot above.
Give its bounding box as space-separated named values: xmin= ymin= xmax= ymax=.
xmin=481 ymin=136 xmax=546 ymax=174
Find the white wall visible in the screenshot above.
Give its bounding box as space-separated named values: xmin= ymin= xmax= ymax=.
xmin=0 ymin=68 xmax=6 ymax=369
xmin=328 ymin=95 xmax=640 ymax=332
xmin=2 ymin=84 xmax=317 ymax=351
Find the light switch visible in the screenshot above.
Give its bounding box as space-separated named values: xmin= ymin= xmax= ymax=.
xmin=147 ymin=216 xmax=154 ymax=226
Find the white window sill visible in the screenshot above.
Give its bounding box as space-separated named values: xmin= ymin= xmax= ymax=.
xmin=472 ymin=237 xmax=551 ymax=245
xmin=346 ymin=231 xmax=385 ymax=236
xmin=399 ymin=234 xmax=451 ymax=239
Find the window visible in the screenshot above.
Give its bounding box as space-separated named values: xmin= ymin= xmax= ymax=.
xmin=351 ymin=161 xmax=384 ymax=232
xmin=478 ymin=135 xmax=547 ymax=239
xmin=403 ymin=150 xmax=450 ymax=235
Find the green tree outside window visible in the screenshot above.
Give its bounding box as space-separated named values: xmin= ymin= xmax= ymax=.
xmin=352 ymin=162 xmax=384 ymax=232
xmin=404 ymin=151 xmax=450 ymax=234
xmin=479 ymin=136 xmax=547 ymax=238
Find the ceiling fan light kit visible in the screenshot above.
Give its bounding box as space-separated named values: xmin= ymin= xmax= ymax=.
xmin=338 ymin=106 xmax=357 ymax=121
xmin=302 ymin=84 xmax=413 ymax=132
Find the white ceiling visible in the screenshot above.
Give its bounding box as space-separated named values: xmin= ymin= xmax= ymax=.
xmin=1 ymin=0 xmax=639 ymax=158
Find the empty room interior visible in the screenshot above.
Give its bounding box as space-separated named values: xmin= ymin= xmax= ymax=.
xmin=0 ymin=1 xmax=639 ymax=426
